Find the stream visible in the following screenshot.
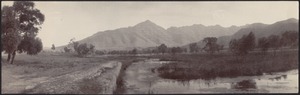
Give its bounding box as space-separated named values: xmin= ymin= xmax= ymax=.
xmin=122 ymin=59 xmax=298 ymax=94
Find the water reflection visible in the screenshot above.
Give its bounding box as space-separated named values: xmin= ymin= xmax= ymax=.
xmin=268 ymin=75 xmax=288 ymax=81
xmin=231 ymin=80 xmax=257 ymax=90
xmin=282 ymin=75 xmax=287 ymax=79
xmin=123 ymin=59 xmax=298 ymax=93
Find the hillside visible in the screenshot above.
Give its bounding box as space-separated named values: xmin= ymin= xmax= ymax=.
xmin=166 ymin=24 xmax=243 ymax=46
xmin=218 ymin=18 xmax=299 ymax=48
xmin=57 ymin=18 xmax=298 ymax=51
xmin=79 ymin=20 xmax=177 ymax=50
xmin=185 ymin=18 xmax=299 ymax=49
xmin=76 ymin=20 xmax=244 ymax=50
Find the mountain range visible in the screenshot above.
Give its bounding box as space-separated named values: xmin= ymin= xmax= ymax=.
xmin=58 ymin=18 xmax=298 ymax=51
xmin=217 ymin=18 xmax=299 ymax=48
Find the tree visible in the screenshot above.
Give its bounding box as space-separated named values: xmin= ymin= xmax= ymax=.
xmin=131 ymin=48 xmax=138 ymax=55
xmin=66 ymin=38 xmax=78 ymax=52
xmin=268 ymin=35 xmax=280 ymax=55
xmin=229 ymin=39 xmax=239 ymax=55
xmin=158 ymin=44 xmax=168 ymax=54
xmin=202 ymin=37 xmax=221 ymax=54
xmin=245 ymin=32 xmax=256 ymax=51
xmin=258 ymin=37 xmax=269 ymax=54
xmin=189 ymin=43 xmax=199 ymax=53
xmin=51 ymin=44 xmax=55 ymax=50
xmin=95 ymin=50 xmax=105 ymax=55
xmin=74 ymin=43 xmax=95 ymax=57
xmin=64 ymin=47 xmax=71 ymax=53
xmin=171 ymin=47 xmax=182 ymax=55
xmin=229 ymin=32 xmax=256 ymax=56
xmin=2 ymin=6 xmax=22 ymax=64
xmin=2 ymin=1 xmax=45 ymax=64
xmin=281 ymin=31 xmax=299 ymax=48
xmin=18 ymin=37 xmax=43 ymax=55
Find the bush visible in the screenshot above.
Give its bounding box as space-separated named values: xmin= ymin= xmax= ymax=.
xmin=64 ymin=47 xmax=71 ymax=53
xmin=95 ymin=50 xmax=105 ymax=55
xmin=74 ymin=43 xmax=95 ymax=56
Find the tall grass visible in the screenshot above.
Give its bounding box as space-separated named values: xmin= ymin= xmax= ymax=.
xmin=156 ymin=50 xmax=298 ymax=80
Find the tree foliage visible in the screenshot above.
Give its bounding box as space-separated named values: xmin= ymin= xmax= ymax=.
xmin=131 ymin=48 xmax=138 ymax=55
xmin=202 ymin=37 xmax=222 ymax=54
xmin=258 ymin=37 xmax=269 ymax=53
xmin=73 ymin=42 xmax=95 ymax=56
xmin=171 ymin=47 xmax=183 ymax=55
xmin=18 ymin=37 xmax=43 ymax=55
xmin=189 ymin=43 xmax=199 ymax=53
xmin=229 ymin=32 xmax=256 ymax=55
xmin=158 ymin=44 xmax=168 ymax=54
xmin=268 ymin=35 xmax=280 ymax=49
xmin=268 ymin=35 xmax=280 ymax=55
xmin=1 ymin=1 xmax=45 ymax=64
xmin=51 ymin=44 xmax=55 ymax=50
xmin=64 ymin=47 xmax=71 ymax=53
xmin=281 ymin=31 xmax=299 ymax=48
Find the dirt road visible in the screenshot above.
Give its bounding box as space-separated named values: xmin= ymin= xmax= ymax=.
xmin=1 ymin=53 xmax=122 ymax=94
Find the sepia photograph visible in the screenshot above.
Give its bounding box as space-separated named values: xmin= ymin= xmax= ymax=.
xmin=1 ymin=1 xmax=299 ymax=94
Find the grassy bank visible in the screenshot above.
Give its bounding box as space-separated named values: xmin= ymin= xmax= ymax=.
xmin=155 ymin=50 xmax=298 ymax=80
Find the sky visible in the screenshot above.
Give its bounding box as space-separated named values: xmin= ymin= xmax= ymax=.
xmin=1 ymin=1 xmax=299 ymax=47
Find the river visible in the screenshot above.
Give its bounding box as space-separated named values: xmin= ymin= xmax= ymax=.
xmin=122 ymin=59 xmax=298 ymax=94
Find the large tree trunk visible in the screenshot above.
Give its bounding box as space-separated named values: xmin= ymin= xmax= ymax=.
xmin=7 ymin=53 xmax=11 ymax=62
xmin=10 ymin=51 xmax=16 ymax=64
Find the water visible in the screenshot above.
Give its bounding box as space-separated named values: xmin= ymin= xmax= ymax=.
xmin=123 ymin=59 xmax=298 ymax=94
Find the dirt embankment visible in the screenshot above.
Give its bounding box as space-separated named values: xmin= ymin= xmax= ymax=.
xmin=1 ymin=53 xmax=122 ymax=94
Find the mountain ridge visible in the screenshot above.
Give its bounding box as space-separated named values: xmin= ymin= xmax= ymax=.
xmin=57 ymin=18 xmax=298 ymax=51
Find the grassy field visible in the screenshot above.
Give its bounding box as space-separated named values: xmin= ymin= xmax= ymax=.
xmin=154 ymin=50 xmax=298 ymax=80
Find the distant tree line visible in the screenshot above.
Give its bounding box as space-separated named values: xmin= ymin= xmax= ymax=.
xmin=230 ymin=31 xmax=298 ymax=56
xmin=257 ymin=31 xmax=298 ymax=55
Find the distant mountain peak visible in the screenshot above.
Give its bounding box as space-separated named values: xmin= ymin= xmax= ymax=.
xmin=133 ymin=20 xmax=165 ymax=30
xmin=191 ymin=24 xmax=205 ymax=27
xmin=135 ymin=20 xmax=156 ymax=26
xmin=144 ymin=19 xmax=152 ymax=23
xmin=286 ymin=18 xmax=298 ymax=21
xmin=276 ymin=18 xmax=298 ymax=24
xmin=62 ymin=19 xmax=297 ymax=51
xmin=213 ymin=24 xmax=222 ymax=27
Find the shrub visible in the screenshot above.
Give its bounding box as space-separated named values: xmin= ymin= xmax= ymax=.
xmin=75 ymin=43 xmax=95 ymax=56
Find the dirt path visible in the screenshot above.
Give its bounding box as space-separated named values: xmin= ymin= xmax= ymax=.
xmin=1 ymin=60 xmax=122 ymax=94
xmin=2 ymin=64 xmax=25 ymax=93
